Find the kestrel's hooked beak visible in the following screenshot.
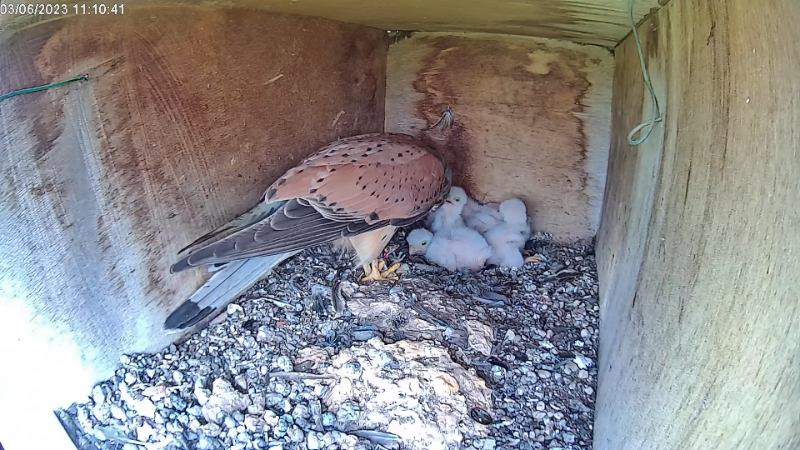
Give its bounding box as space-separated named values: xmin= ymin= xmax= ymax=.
xmin=408 ymin=245 xmax=422 ymax=255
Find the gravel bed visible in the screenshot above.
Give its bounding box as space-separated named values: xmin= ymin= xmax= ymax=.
xmin=56 ymin=229 xmax=599 ymax=450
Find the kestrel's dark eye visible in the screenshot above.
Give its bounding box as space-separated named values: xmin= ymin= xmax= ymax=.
xmin=421 ymin=241 xmax=427 ymax=245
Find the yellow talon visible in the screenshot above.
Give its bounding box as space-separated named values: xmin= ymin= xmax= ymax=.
xmin=361 ymin=260 xmax=400 ymax=282
xmin=380 ymin=262 xmax=402 ymax=278
xmin=360 ymin=260 xmax=380 ymax=282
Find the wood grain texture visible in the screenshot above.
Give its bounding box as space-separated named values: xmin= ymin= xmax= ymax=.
xmin=386 ymin=32 xmax=613 ymax=242
xmin=0 ymin=0 xmax=662 ymax=48
xmin=595 ymin=0 xmax=800 ymax=448
xmin=0 ymin=8 xmax=386 ymax=448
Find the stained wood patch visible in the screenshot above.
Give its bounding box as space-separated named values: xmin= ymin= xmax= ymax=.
xmin=386 ymin=32 xmax=613 ymax=242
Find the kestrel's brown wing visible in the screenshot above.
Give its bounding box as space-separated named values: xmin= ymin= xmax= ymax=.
xmin=170 ymin=133 xmax=450 ymax=273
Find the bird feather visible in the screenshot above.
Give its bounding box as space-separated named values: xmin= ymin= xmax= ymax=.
xmin=170 ymin=133 xmax=451 ymax=273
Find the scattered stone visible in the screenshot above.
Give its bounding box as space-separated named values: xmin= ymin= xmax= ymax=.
xmin=288 ymin=425 xmax=305 ymax=443
xmin=490 ymin=365 xmax=505 ymax=382
xmin=201 ymin=422 xmax=222 ymax=437
xmin=130 ymin=398 xmax=156 ymax=419
xmin=136 ymin=422 xmax=154 ymax=442
xmin=244 ymin=415 xmax=264 ymax=432
xmin=201 ymin=379 xmax=252 ymax=424
xmin=307 ymin=431 xmax=323 ymax=449
xmin=248 ymin=393 xmax=266 ymax=415
xmin=197 ymin=436 xmax=218 ymax=449
xmin=466 ymin=320 xmax=494 ymax=356
xmin=109 ymin=405 xmax=127 ymax=421
xmin=223 ymin=415 xmax=237 ymax=429
xmin=335 ymin=401 xmax=360 ymax=427
xmin=292 ymin=404 xmax=310 ymax=420
xmin=321 ymin=412 xmax=336 ymax=428
xmin=263 ymin=410 xmax=280 ymax=427
xmin=274 ymin=355 xmax=294 ymax=372
xmin=169 ymin=394 xmax=187 ymax=411
xmin=91 ymin=385 xmax=106 ymax=405
xmin=57 ymin=235 xmax=599 ymax=450
xmin=273 ymin=414 xmax=293 ymax=438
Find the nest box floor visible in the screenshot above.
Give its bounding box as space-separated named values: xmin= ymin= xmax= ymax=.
xmin=57 ymin=230 xmax=600 ymax=450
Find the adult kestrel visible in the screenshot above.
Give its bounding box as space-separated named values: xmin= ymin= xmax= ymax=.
xmin=164 ymin=131 xmax=452 ymax=329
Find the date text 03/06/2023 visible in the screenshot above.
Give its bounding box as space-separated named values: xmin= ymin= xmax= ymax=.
xmin=0 ymin=3 xmax=125 ymax=15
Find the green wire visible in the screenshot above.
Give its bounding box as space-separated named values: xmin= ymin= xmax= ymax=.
xmin=0 ymin=75 xmax=89 ymax=102
xmin=626 ymin=0 xmax=663 ymax=146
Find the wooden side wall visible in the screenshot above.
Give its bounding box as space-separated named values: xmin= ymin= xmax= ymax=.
xmin=0 ymin=9 xmax=387 ymax=449
xmin=595 ymin=1 xmax=800 ymax=448
xmin=386 ymin=32 xmax=614 ymax=242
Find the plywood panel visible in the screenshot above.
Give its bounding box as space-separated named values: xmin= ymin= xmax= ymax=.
xmin=0 ymin=0 xmax=663 ymax=48
xmin=595 ymin=0 xmax=800 ymax=448
xmin=386 ymin=32 xmax=613 ymax=242
xmin=0 ymin=9 xmax=386 ymax=449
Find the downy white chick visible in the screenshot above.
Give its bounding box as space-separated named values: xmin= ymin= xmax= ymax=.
xmin=407 ymin=227 xmax=492 ymax=272
xmin=427 ymin=186 xmax=468 ymax=233
xmin=484 ymin=198 xmax=531 ymax=268
xmin=462 ymin=196 xmax=504 ymax=235
xmin=498 ymin=198 xmax=530 ymax=235
xmin=484 ymin=225 xmax=526 ymax=268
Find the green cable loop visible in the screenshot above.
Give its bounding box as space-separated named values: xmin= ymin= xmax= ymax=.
xmin=626 ymin=0 xmax=663 ymax=146
xmin=0 ymin=75 xmax=89 ymax=103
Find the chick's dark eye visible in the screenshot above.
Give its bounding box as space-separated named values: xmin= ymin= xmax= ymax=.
xmin=421 ymin=241 xmax=427 ymax=245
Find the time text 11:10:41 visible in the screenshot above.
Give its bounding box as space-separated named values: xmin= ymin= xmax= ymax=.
xmin=73 ymin=3 xmax=125 ymax=14
xmin=0 ymin=3 xmax=124 ymax=15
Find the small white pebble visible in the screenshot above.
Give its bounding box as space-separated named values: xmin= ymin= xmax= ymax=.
xmin=110 ymin=405 xmax=127 ymax=421
xmin=263 ymin=410 xmax=279 ymax=427
xmin=274 ymin=356 xmax=294 ymax=372
xmin=136 ymin=423 xmax=154 ymax=442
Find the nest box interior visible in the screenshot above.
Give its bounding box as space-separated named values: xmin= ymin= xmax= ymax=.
xmin=0 ymin=0 xmax=797 ymax=449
